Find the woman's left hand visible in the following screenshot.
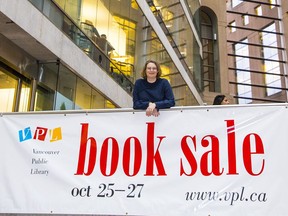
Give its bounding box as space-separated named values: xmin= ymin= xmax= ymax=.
xmin=152 ymin=109 xmax=160 ymax=117
xmin=146 ymin=102 xmax=159 ymax=117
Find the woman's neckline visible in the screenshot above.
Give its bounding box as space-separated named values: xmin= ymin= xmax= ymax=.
xmin=146 ymin=78 xmax=157 ymax=83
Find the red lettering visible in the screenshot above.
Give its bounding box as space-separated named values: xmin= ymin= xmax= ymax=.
xmin=180 ymin=135 xmax=197 ymax=176
xmin=75 ymin=122 xmax=167 ymax=177
xmin=243 ymin=133 xmax=265 ymax=176
xmin=33 ymin=127 xmax=48 ymax=141
xmin=100 ymin=137 xmax=119 ymax=176
xmin=74 ymin=120 xmax=265 ymax=177
xmin=200 ymin=135 xmax=224 ymax=176
xmin=226 ymin=120 xmax=239 ymax=175
xmin=145 ymin=122 xmax=167 ymax=176
xmin=180 ymin=120 xmax=264 ymax=176
xmin=123 ymin=137 xmax=142 ymax=176
xmin=75 ymin=123 xmax=97 ymax=175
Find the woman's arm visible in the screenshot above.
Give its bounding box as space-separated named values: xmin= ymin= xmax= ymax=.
xmin=154 ymin=79 xmax=175 ymax=109
xmin=133 ymin=80 xmax=149 ymax=109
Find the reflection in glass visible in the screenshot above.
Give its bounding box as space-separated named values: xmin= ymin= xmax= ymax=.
xmin=0 ymin=71 xmax=18 ymax=112
xmin=235 ymin=39 xmax=252 ymax=104
xmin=75 ymin=78 xmax=91 ymax=109
xmin=35 ymin=86 xmax=55 ymax=111
xmin=55 ymin=65 xmax=77 ymax=110
xmin=18 ymin=82 xmax=31 ymax=112
xmin=261 ymin=23 xmax=281 ymax=96
xmin=91 ymin=89 xmax=105 ymax=109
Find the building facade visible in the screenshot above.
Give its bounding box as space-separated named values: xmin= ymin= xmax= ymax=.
xmin=0 ymin=0 xmax=287 ymax=113
xmin=0 ymin=0 xmax=205 ymax=112
xmin=226 ymin=0 xmax=288 ymax=103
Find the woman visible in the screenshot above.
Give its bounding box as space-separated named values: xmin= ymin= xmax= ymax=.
xmin=133 ymin=60 xmax=175 ymax=117
xmin=213 ymin=95 xmax=230 ymax=105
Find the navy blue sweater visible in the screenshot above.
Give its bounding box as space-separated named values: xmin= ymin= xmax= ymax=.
xmin=133 ymin=78 xmax=175 ymax=110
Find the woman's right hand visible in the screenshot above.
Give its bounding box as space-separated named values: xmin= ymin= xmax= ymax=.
xmin=146 ymin=102 xmax=159 ymax=117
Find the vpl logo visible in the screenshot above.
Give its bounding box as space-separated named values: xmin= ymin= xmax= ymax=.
xmin=18 ymin=126 xmax=62 ymax=142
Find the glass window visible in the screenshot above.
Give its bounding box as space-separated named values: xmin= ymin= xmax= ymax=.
xmin=131 ymin=0 xmax=139 ymax=10
xmin=269 ymin=0 xmax=276 ymax=9
xmin=38 ymin=63 xmax=58 ymax=91
xmin=18 ymin=82 xmax=31 ymax=112
xmin=140 ymin=0 xmax=202 ymax=106
xmin=200 ymin=9 xmax=218 ymax=92
xmin=55 ymin=65 xmax=77 ymax=110
xmin=75 ymin=78 xmax=92 ymax=109
xmin=232 ymin=0 xmax=242 ymax=8
xmin=53 ymin=0 xmax=81 ymax=22
xmin=91 ymin=89 xmax=105 ymax=109
xmin=242 ymin=15 xmax=249 ymax=25
xmin=235 ymin=39 xmax=252 ymax=104
xmin=29 ymin=0 xmax=44 ymax=10
xmin=34 ymin=62 xmax=58 ymax=111
xmin=43 ymin=0 xmax=64 ymax=29
xmin=0 ymin=70 xmax=18 ymax=112
xmin=229 ymin=21 xmax=236 ymax=32
xmin=260 ymin=23 xmax=281 ymax=96
xmin=255 ymin=5 xmax=262 ymax=16
xmin=0 ymin=68 xmax=31 ymax=112
xmin=34 ymin=86 xmax=55 ymax=111
xmin=105 ymin=100 xmax=116 ymax=109
xmin=111 ymin=15 xmax=136 ymax=78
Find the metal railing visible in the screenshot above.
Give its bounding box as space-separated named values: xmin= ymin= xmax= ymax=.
xmin=28 ymin=0 xmax=134 ymax=95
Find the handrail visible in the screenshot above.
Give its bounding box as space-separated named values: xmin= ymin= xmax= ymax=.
xmin=1 ymin=103 xmax=287 ymax=116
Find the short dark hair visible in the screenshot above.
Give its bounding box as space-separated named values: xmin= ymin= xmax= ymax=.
xmin=141 ymin=60 xmax=162 ymax=79
xmin=213 ymin=95 xmax=225 ymax=105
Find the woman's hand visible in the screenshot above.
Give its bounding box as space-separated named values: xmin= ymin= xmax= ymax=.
xmin=146 ymin=102 xmax=159 ymax=117
xmin=152 ymin=109 xmax=160 ymax=117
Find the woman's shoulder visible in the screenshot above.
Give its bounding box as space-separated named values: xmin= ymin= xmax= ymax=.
xmin=134 ymin=78 xmax=147 ymax=88
xmin=158 ymin=78 xmax=170 ymax=84
xmin=135 ymin=78 xmax=145 ymax=84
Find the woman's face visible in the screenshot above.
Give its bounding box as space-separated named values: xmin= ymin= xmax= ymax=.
xmin=146 ymin=62 xmax=158 ymax=79
xmin=221 ymin=97 xmax=230 ymax=105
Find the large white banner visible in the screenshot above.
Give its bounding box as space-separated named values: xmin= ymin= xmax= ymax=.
xmin=1 ymin=104 xmax=288 ymax=216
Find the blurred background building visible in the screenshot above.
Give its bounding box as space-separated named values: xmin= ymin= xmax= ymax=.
xmin=0 ymin=0 xmax=287 ymax=112
xmin=226 ymin=0 xmax=288 ymax=103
